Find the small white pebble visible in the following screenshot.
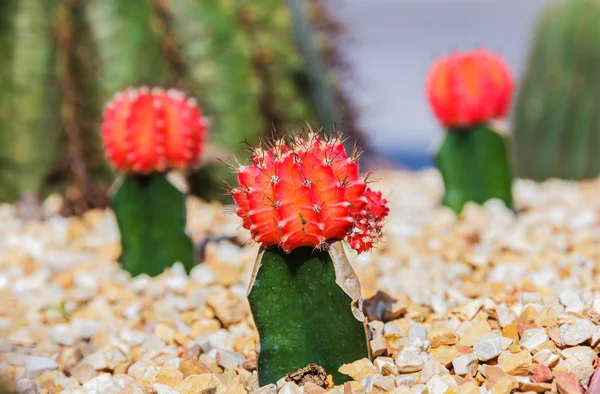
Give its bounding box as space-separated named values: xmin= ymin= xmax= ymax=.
xmin=73 ymin=273 xmax=98 ymax=291
xmin=395 ymin=374 xmax=417 ymax=387
xmin=520 ymin=328 xmax=548 ymax=352
xmin=426 ymin=375 xmax=451 ymax=394
xmin=473 ymin=335 xmax=503 ymax=361
xmin=152 ymin=383 xmax=179 ymax=394
xmin=533 ymin=349 xmax=560 ymax=367
xmin=49 ymin=324 xmax=74 ymax=346
xmin=559 ymin=290 xmax=585 ymax=313
xmin=24 ymin=356 xmax=58 ymax=379
xmin=395 ymin=349 xmax=424 ymax=373
xmin=452 ymin=353 xmax=479 ymax=376
xmin=278 ymin=382 xmax=302 ymax=394
xmin=408 ymin=323 xmax=428 ymax=343
xmin=16 ymin=378 xmax=39 ymax=394
xmin=560 ymin=319 xmax=594 ymax=345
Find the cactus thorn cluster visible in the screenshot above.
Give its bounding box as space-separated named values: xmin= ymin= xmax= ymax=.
xmin=101 ymin=87 xmax=207 ymax=174
xmin=426 ymin=49 xmax=514 ymax=128
xmin=232 ymin=132 xmax=388 ymax=254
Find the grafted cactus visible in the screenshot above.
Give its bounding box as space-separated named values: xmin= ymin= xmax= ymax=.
xmin=426 ymin=49 xmax=515 ymax=213
xmin=231 ymin=132 xmax=388 ymax=385
xmin=101 ymin=87 xmax=206 ymax=277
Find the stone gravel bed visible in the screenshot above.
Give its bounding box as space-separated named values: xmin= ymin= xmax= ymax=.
xmin=2 ymin=169 xmax=600 ymax=394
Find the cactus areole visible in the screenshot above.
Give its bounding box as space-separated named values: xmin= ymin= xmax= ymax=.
xmin=426 ymin=49 xmax=515 ymax=213
xmin=232 ymin=132 xmax=388 ymax=385
xmin=101 ymin=87 xmax=206 ymax=277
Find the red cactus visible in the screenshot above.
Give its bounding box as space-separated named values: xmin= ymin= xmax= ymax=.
xmin=426 ymin=49 xmax=514 ymax=128
xmin=101 ymin=87 xmax=206 ymax=173
xmin=232 ymin=133 xmax=388 ymax=254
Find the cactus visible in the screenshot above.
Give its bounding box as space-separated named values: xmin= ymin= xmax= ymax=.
xmin=101 ymin=87 xmax=206 ymax=277
xmin=514 ymin=0 xmax=600 ymax=181
xmin=0 ymin=0 xmax=361 ymax=207
xmin=426 ymin=49 xmax=515 ymax=213
xmin=0 ymin=0 xmax=110 ymax=214
xmin=231 ymin=132 xmax=388 ymax=385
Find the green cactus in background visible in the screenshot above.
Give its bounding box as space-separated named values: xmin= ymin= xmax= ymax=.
xmin=3 ymin=0 xmax=113 ymax=215
xmin=100 ymin=86 xmax=206 ymax=277
xmin=514 ymin=0 xmax=600 ymax=181
xmin=0 ymin=0 xmax=362 ymax=209
xmin=112 ymin=174 xmax=195 ymax=277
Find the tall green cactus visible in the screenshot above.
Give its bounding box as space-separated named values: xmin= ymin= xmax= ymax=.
xmin=0 ymin=0 xmax=361 ymax=207
xmin=1 ymin=0 xmax=110 ymax=214
xmin=514 ymin=0 xmax=600 ymax=181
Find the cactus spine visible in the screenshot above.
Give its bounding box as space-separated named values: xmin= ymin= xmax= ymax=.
xmin=514 ymin=0 xmax=600 ymax=181
xmin=232 ymin=132 xmax=388 ymax=385
xmin=427 ymin=49 xmax=515 ymax=213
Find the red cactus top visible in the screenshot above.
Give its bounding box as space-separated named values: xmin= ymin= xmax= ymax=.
xmin=101 ymin=87 xmax=206 ymax=174
xmin=426 ymin=49 xmax=514 ymax=129
xmin=232 ymin=133 xmax=389 ymax=254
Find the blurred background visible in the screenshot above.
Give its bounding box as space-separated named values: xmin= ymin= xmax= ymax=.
xmin=4 ymin=0 xmax=598 ymax=214
xmin=332 ymin=0 xmax=555 ymax=169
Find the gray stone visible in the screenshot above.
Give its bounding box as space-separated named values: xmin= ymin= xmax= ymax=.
xmin=473 ymin=335 xmax=503 ymax=361
xmin=519 ymin=328 xmax=548 ymax=352
xmin=15 ymin=379 xmax=39 ymax=394
xmin=559 ymin=290 xmax=585 ymax=313
xmin=395 ymin=349 xmax=424 ymax=373
xmin=24 ymin=356 xmax=58 ymax=379
xmin=560 ymin=319 xmax=595 ymax=346
xmin=452 ymin=353 xmax=479 ymax=376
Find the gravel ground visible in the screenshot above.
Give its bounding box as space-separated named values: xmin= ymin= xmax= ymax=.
xmin=1 ymin=169 xmax=600 ymax=394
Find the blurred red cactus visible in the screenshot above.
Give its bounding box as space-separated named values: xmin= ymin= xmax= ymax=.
xmin=101 ymin=87 xmax=206 ymax=173
xmin=426 ymin=49 xmax=514 ymax=128
xmin=232 ymin=133 xmax=388 ymax=254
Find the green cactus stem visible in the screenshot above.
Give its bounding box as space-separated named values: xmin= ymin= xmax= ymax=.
xmin=248 ymin=241 xmax=369 ymax=386
xmin=514 ymin=0 xmax=600 ymax=181
xmin=111 ymin=173 xmax=194 ymax=277
xmin=435 ymin=125 xmax=514 ymax=214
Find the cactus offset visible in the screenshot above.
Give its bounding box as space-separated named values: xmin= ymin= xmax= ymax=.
xmin=427 ymin=49 xmax=515 ymax=213
xmin=102 ymin=87 xmax=203 ymax=277
xmin=232 ymin=131 xmax=387 ymax=385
